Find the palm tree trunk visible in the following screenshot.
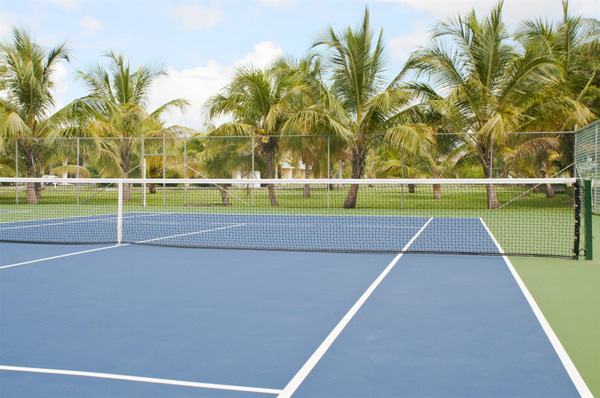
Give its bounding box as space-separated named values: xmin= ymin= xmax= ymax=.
xmin=303 ymin=158 xmax=310 ymax=198
xmin=343 ymin=144 xmax=366 ymax=209
xmin=480 ymin=143 xmax=499 ymax=209
xmin=483 ymin=162 xmax=499 ymax=209
xmin=264 ymin=144 xmax=279 ymax=206
xmin=219 ymin=184 xmax=231 ymax=206
xmin=432 ymin=169 xmax=441 ymax=199
xmin=540 ymin=161 xmax=554 ymax=198
xmin=121 ymin=146 xmax=132 ymax=202
xmin=25 ymin=153 xmax=38 ymax=204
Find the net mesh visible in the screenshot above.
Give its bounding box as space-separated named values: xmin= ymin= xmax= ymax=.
xmin=0 ymin=177 xmax=580 ymax=258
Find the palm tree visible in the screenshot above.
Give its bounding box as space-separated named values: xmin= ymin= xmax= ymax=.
xmin=516 ymin=0 xmax=599 ymax=174
xmin=314 ymin=8 xmax=428 ymax=208
xmin=206 ymin=66 xmax=315 ymax=206
xmin=63 ymin=52 xmax=190 ymax=201
xmin=404 ymin=2 xmax=561 ymax=208
xmin=273 ymin=54 xmax=346 ymax=197
xmin=0 ymin=28 xmax=71 ymax=203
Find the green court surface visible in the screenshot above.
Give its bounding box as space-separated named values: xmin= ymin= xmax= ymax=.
xmin=510 ymin=214 xmax=600 ymax=396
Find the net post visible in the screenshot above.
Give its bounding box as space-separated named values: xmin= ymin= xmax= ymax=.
xmin=15 ymin=142 xmax=19 ymax=204
xmin=76 ymin=138 xmax=80 ymax=205
xmin=584 ymin=179 xmax=593 ymax=260
xmin=327 ymin=135 xmax=330 ymax=209
xmin=251 ymin=135 xmax=255 ymax=206
xmin=162 ymin=136 xmax=166 ymax=207
xmin=142 ymin=137 xmax=146 ymax=207
xmin=183 ymin=138 xmax=187 ymax=206
xmin=117 ymin=181 xmax=123 ymax=245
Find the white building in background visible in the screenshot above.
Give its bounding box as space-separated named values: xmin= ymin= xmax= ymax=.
xmin=231 ymin=171 xmax=261 ymax=187
xmin=280 ymin=160 xmax=313 ymax=179
xmin=231 ymin=159 xmax=313 ymax=184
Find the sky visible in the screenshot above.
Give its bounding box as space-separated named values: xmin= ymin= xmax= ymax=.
xmin=1 ymin=0 xmax=599 ymax=131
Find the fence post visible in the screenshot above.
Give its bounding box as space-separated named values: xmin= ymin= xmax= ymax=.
xmin=585 ymin=179 xmax=593 ymax=260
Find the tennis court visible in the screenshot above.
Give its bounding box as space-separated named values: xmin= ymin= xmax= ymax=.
xmin=0 ymin=201 xmax=592 ymax=397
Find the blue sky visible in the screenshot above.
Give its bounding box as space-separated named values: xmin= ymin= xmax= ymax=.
xmin=1 ymin=0 xmax=598 ymax=130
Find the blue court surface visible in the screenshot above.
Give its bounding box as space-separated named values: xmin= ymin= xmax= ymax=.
xmin=0 ymin=216 xmax=590 ymax=397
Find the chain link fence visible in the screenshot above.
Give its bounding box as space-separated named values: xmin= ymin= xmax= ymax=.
xmin=575 ymin=119 xmax=600 ymax=214
xmin=1 ymin=131 xmax=578 ymax=182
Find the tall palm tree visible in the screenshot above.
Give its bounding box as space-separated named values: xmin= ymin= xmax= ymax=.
xmin=314 ymin=8 xmax=429 ymax=208
xmin=206 ymin=66 xmax=315 ymax=206
xmin=63 ymin=52 xmax=190 ymax=201
xmin=516 ymin=0 xmax=599 ymax=174
xmin=404 ymin=1 xmax=561 ymax=208
xmin=0 ymin=28 xmax=71 ymax=203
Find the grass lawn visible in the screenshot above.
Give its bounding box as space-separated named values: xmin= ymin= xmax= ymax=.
xmin=510 ymin=215 xmax=600 ymax=396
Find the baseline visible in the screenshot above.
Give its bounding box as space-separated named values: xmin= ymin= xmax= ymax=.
xmin=0 ymin=366 xmax=281 ymax=395
xmin=0 ymin=244 xmax=125 ymax=270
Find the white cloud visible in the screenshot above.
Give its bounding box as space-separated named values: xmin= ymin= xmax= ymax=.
xmin=169 ymin=5 xmax=223 ymax=31
xmin=149 ymin=41 xmax=285 ymax=130
xmin=50 ymin=62 xmax=69 ymax=113
xmin=0 ymin=11 xmax=39 ymax=37
xmin=234 ymin=41 xmax=285 ymax=69
xmin=388 ymin=0 xmax=568 ymax=25
xmin=79 ymin=15 xmax=103 ymax=35
xmin=54 ymin=0 xmax=80 ymax=11
xmin=389 ymin=22 xmax=430 ymax=63
xmin=258 ymin=0 xmax=297 ymax=6
xmin=149 ymin=60 xmax=232 ymax=131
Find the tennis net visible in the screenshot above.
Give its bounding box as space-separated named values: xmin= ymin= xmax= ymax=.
xmin=0 ymin=177 xmax=587 ymax=258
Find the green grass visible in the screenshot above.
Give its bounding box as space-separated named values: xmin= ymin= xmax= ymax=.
xmin=510 ymin=215 xmax=600 ymax=396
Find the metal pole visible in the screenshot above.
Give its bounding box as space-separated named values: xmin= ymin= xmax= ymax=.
xmin=76 ymin=138 xmax=80 ymax=205
xmin=183 ymin=139 xmax=187 ymax=206
xmin=401 ymin=147 xmax=404 ymax=210
xmin=15 ymin=142 xmax=19 ymax=204
xmin=584 ymin=179 xmax=593 ymax=260
xmin=117 ymin=181 xmax=123 ymax=245
xmin=327 ymin=135 xmax=330 ymax=209
xmin=142 ymin=137 xmax=146 ymax=207
xmin=594 ymin=125 xmax=598 ymax=213
xmin=163 ymin=136 xmax=166 ymax=206
xmin=251 ymin=135 xmax=255 ymax=206
xmin=142 ymin=158 xmax=147 ymax=207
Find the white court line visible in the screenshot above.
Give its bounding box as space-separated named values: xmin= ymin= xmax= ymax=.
xmin=479 ymin=218 xmax=592 ymax=398
xmin=136 ymin=221 xmax=420 ymax=229
xmin=0 ymin=224 xmax=245 ymax=270
xmin=0 ymin=244 xmax=126 ymax=270
xmin=278 ymin=217 xmax=434 ymax=398
xmin=134 ymin=223 xmax=246 ymax=244
xmin=0 ymin=213 xmax=162 ymax=231
xmin=0 ymin=365 xmax=282 ymax=395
